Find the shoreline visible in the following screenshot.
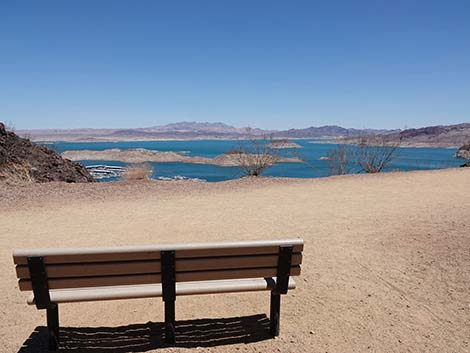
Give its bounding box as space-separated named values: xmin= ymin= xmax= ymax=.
xmin=35 ymin=136 xmax=462 ymax=149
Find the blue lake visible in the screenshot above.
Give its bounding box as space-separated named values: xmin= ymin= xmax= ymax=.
xmin=46 ymin=140 xmax=461 ymax=182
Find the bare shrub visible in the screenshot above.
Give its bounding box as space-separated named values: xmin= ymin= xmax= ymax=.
xmin=354 ymin=135 xmax=401 ymax=173
xmin=327 ymin=143 xmax=354 ymax=175
xmin=0 ymin=161 xmax=34 ymax=185
xmin=231 ymin=130 xmax=281 ymax=177
xmin=4 ymin=120 xmax=16 ymax=132
xmin=123 ymin=163 xmax=153 ymax=180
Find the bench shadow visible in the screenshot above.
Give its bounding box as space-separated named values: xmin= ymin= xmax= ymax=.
xmin=18 ymin=314 xmax=271 ymax=352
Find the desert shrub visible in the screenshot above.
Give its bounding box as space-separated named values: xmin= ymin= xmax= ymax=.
xmin=123 ymin=163 xmax=153 ymax=180
xmin=327 ymin=144 xmax=354 ymax=175
xmin=0 ymin=161 xmax=34 ymax=185
xmin=231 ymin=131 xmax=280 ymax=177
xmin=354 ymin=135 xmax=401 ymax=173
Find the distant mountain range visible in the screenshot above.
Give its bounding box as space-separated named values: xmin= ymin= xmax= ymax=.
xmin=17 ymin=121 xmax=395 ymax=142
xmin=15 ymin=121 xmax=470 ymax=147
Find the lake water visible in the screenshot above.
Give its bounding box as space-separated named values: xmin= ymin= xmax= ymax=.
xmin=47 ymin=140 xmax=461 ymax=182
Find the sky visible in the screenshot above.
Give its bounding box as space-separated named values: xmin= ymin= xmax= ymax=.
xmin=1 ymin=1 xmax=469 ymax=130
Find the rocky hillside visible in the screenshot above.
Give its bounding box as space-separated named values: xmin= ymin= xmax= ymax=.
xmin=456 ymin=144 xmax=470 ymax=160
xmin=0 ymin=123 xmax=94 ymax=183
xmin=274 ymin=125 xmax=395 ymax=138
xmin=339 ymin=123 xmax=470 ymax=147
xmin=388 ymin=123 xmax=470 ymax=147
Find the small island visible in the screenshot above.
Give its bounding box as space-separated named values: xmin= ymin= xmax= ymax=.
xmin=267 ymin=139 xmax=302 ymax=149
xmin=61 ymin=148 xmax=302 ymax=166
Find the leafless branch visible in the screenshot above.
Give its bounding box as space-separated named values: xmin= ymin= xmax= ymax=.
xmin=231 ymin=129 xmax=281 ymax=177
xmin=354 ymin=135 xmax=401 ymax=173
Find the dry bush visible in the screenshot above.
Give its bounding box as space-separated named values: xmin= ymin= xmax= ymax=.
xmin=327 ymin=143 xmax=354 ymax=175
xmin=0 ymin=161 xmax=34 ymax=185
xmin=123 ymin=163 xmax=153 ymax=180
xmin=231 ymin=130 xmax=281 ymax=177
xmin=5 ymin=120 xmax=16 ymax=132
xmin=354 ymin=135 xmax=401 ymax=173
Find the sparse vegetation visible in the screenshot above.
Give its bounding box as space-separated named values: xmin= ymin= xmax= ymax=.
xmin=123 ymin=163 xmax=153 ymax=180
xmin=323 ymin=134 xmax=401 ymax=176
xmin=0 ymin=161 xmax=34 ymax=185
xmin=354 ymin=135 xmax=401 ymax=173
xmin=231 ymin=130 xmax=281 ymax=177
xmin=327 ymin=143 xmax=354 ymax=175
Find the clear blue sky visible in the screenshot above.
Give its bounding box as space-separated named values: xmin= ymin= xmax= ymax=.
xmin=1 ymin=1 xmax=469 ymax=130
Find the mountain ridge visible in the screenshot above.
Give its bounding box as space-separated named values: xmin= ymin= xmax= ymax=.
xmin=14 ymin=121 xmax=470 ymax=147
xmin=17 ymin=121 xmax=394 ymax=142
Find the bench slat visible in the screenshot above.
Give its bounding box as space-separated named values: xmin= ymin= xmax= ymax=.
xmin=13 ymin=239 xmax=303 ymax=265
xmin=15 ymin=254 xmax=303 ymax=279
xmin=19 ymin=266 xmax=301 ymax=291
xmin=27 ymin=278 xmax=297 ymax=305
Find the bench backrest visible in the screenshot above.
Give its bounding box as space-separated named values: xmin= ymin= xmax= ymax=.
xmin=13 ymin=239 xmax=303 ymax=291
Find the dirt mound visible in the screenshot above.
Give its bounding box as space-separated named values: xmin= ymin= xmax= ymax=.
xmin=0 ymin=123 xmax=94 ymax=183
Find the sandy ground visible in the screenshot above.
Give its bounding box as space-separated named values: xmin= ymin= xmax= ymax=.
xmin=1 ymin=169 xmax=470 ymax=353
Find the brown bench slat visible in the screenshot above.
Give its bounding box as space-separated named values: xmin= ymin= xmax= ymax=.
xmin=15 ymin=253 xmax=303 ymax=279
xmin=13 ymin=239 xmax=304 ymax=265
xmin=18 ymin=266 xmax=301 ymax=291
xmin=14 ymin=252 xmax=160 ymax=266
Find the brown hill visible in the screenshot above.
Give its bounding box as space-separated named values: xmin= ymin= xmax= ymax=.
xmin=338 ymin=123 xmax=470 ymax=147
xmin=0 ymin=123 xmax=94 ymax=183
xmin=390 ymin=123 xmax=470 ymax=147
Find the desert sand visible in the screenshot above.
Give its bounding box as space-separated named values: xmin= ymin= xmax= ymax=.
xmin=1 ymin=168 xmax=470 ymax=352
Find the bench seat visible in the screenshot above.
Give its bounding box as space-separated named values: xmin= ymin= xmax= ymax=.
xmin=27 ymin=277 xmax=296 ymax=305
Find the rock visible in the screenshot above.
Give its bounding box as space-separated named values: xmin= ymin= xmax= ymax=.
xmin=455 ymin=144 xmax=470 ymax=161
xmin=0 ymin=122 xmax=94 ymax=183
xmin=455 ymin=144 xmax=470 ymax=166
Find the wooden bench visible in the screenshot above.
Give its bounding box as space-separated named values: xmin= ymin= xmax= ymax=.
xmin=13 ymin=239 xmax=304 ymax=350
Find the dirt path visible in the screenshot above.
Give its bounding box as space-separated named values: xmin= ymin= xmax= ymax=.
xmin=1 ymin=169 xmax=469 ymax=352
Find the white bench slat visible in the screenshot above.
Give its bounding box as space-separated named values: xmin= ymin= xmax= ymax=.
xmin=27 ymin=277 xmax=296 ymax=305
xmin=13 ymin=239 xmax=304 ymax=264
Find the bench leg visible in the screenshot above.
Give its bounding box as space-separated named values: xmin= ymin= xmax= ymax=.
xmin=164 ymin=300 xmax=176 ymax=344
xmin=47 ymin=303 xmax=59 ymax=350
xmin=270 ymin=291 xmax=281 ymax=337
